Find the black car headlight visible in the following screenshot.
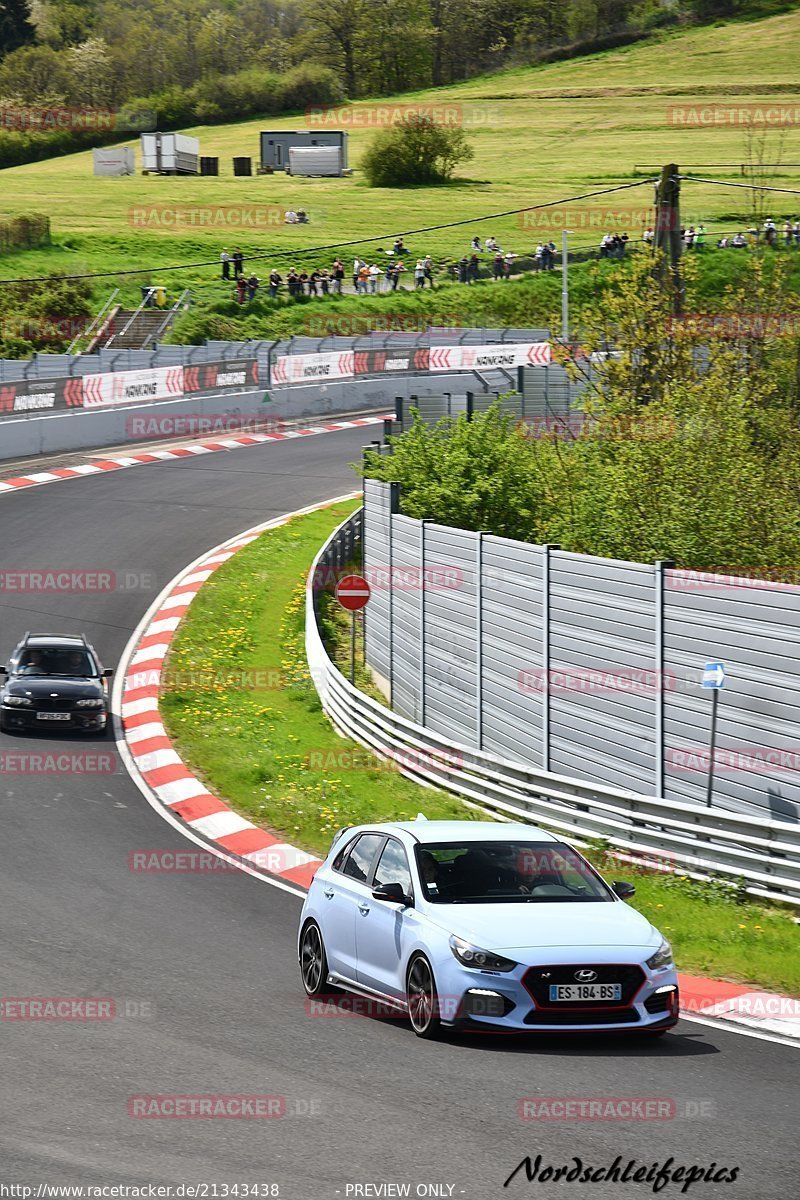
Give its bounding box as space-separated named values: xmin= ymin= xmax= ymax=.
xmin=4 ymin=695 xmax=32 ymax=707
xmin=75 ymin=698 xmax=105 ymax=708
xmin=647 ymin=939 xmax=674 ymax=971
xmin=449 ymin=935 xmax=517 ymax=973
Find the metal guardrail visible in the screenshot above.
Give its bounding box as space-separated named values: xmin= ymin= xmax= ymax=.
xmin=68 ymin=288 xmax=120 ymax=355
xmin=306 ymin=510 xmax=800 ymax=907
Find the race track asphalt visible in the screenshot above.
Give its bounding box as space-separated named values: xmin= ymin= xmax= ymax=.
xmin=0 ymin=429 xmax=795 ymax=1199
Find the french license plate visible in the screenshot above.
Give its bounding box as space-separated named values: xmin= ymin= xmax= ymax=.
xmin=36 ymin=712 xmax=71 ymax=721
xmin=549 ymin=983 xmax=622 ymax=1002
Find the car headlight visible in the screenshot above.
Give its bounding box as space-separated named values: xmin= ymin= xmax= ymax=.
xmin=449 ymin=935 xmax=517 ymax=973
xmin=4 ymin=695 xmax=32 ymax=707
xmin=647 ymin=938 xmax=674 ymax=971
xmin=75 ymin=698 xmax=105 ymax=708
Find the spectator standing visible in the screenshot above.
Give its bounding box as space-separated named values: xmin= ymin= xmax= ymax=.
xmin=332 ymin=259 xmax=344 ymax=294
xmin=503 ymin=251 xmax=515 ymax=279
xmin=545 ymin=240 xmax=557 ymax=269
xmin=368 ymin=263 xmax=383 ymax=293
xmin=287 ymin=268 xmax=299 ymax=296
xmin=298 ymin=269 xmax=309 ymax=294
xmin=457 ymin=256 xmax=469 ymax=283
xmin=468 ymin=254 xmax=480 ymax=283
xmin=247 ymin=273 xmax=260 ymax=301
xmin=308 ymin=269 xmax=321 ymax=296
xmin=794 ymin=220 xmax=800 ymax=247
xmin=642 ymin=228 xmax=654 ymax=247
xmin=235 ymin=275 xmax=247 ymax=304
xmin=784 ymin=220 xmax=793 ymax=247
xmin=423 ymin=254 xmax=434 ymax=288
xmin=683 ymin=227 xmax=695 ymax=250
xmin=493 ymin=252 xmax=504 ymax=279
xmin=320 ymin=270 xmax=330 ymax=296
xmin=764 ymin=218 xmax=777 ymax=246
xmin=233 ymin=248 xmax=244 ymax=277
xmin=357 ymin=262 xmax=370 ymax=293
xmin=414 ymin=259 xmax=426 ymax=289
xmin=268 ymin=270 xmax=282 ymax=298
xmin=221 ymin=249 xmax=231 ymax=280
xmin=353 ymin=257 xmax=362 ymax=289
xmin=694 ymin=225 xmax=706 ymax=251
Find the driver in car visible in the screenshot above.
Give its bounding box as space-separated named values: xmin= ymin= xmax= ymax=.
xmin=19 ymin=649 xmax=46 ymax=675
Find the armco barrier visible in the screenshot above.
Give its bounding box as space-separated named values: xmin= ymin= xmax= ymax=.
xmin=306 ymin=510 xmax=800 ymax=907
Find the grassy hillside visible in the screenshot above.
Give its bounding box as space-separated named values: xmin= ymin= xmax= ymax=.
xmin=0 ymin=7 xmax=798 ymax=314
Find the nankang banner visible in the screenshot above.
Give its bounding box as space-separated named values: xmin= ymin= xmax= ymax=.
xmin=273 ymin=341 xmax=551 ymax=384
xmin=0 ymin=376 xmax=83 ymax=415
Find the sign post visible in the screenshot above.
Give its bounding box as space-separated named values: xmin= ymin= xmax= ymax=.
xmin=701 ymin=661 xmax=726 ymax=807
xmin=335 ymin=574 xmax=371 ymax=684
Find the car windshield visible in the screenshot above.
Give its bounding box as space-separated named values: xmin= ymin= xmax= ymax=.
xmin=415 ymin=841 xmax=613 ymax=904
xmin=15 ymin=649 xmax=96 ymax=678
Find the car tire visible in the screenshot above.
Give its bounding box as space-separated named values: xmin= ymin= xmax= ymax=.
xmin=406 ymin=953 xmax=443 ymax=1040
xmin=299 ymin=921 xmax=331 ymax=998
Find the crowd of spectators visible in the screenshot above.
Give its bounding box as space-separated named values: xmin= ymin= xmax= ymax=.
xmin=220 ymin=216 xmax=800 ymax=304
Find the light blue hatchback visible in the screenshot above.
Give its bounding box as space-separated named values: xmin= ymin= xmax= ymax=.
xmin=298 ymin=819 xmax=679 ymax=1038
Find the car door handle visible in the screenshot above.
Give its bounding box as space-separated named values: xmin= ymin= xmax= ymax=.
xmin=358 ymin=903 xmax=370 ymax=915
xmin=323 ymin=888 xmax=335 ymax=899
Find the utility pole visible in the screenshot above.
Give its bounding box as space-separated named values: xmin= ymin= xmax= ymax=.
xmin=561 ymin=230 xmax=570 ymax=344
xmin=654 ymin=163 xmax=684 ymax=315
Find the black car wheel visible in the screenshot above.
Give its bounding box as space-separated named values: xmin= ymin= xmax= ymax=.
xmin=407 ymin=954 xmax=443 ymax=1039
xmin=300 ymin=921 xmax=330 ymax=997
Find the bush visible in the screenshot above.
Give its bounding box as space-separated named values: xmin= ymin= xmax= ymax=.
xmin=274 ymin=64 xmax=344 ymax=113
xmin=361 ymin=114 xmax=474 ymax=187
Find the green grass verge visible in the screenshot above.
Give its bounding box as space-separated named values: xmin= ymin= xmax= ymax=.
xmin=160 ymin=500 xmax=800 ymax=995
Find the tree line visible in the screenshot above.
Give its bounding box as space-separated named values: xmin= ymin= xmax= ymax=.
xmin=0 ymin=0 xmax=794 ymax=167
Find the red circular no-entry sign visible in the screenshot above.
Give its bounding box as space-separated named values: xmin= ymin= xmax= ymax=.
xmin=335 ymin=574 xmax=371 ymax=611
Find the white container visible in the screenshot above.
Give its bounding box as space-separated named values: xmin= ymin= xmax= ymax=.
xmin=140 ymin=132 xmax=199 ymax=174
xmin=93 ymin=147 xmax=135 ymax=176
xmin=287 ymin=146 xmax=343 ymax=177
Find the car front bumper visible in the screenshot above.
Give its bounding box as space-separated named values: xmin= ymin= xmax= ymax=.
xmin=434 ymin=956 xmax=680 ymax=1034
xmin=1 ymin=705 xmax=109 ymax=732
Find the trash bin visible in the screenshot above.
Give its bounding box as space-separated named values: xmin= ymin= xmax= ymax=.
xmin=140 ymin=285 xmax=154 ymax=307
xmin=233 ymin=156 xmax=252 ymax=177
xmin=153 ymin=286 xmax=167 ymax=308
xmin=200 ymin=156 xmax=219 ymax=176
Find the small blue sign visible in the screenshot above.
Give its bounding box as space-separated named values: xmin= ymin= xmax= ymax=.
xmin=702 ymin=662 xmax=726 ymax=689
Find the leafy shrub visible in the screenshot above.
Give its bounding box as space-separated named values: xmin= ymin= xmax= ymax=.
xmin=361 ymin=114 xmax=474 ymax=187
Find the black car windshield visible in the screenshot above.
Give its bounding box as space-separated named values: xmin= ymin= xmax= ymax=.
xmin=15 ymin=649 xmax=96 ymax=678
xmin=415 ymin=841 xmax=614 ymax=904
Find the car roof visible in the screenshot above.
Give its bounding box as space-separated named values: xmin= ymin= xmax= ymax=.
xmin=21 ymin=635 xmax=87 ymax=649
xmin=352 ymin=820 xmax=561 ymax=844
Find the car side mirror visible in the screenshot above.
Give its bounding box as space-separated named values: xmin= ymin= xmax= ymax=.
xmin=372 ymin=882 xmax=412 ymax=906
xmin=0 ymin=665 xmax=7 ymax=674
xmin=612 ymin=880 xmax=636 ymax=900
xmin=103 ymin=668 xmax=114 ymax=678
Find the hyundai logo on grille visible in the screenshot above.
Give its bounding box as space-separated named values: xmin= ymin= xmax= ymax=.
xmin=574 ymin=969 xmax=598 ymax=982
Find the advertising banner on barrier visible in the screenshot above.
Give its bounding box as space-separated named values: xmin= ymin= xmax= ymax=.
xmin=81 ymin=366 xmax=185 ymax=407
xmin=183 ymin=359 xmax=259 ymax=393
xmin=273 ymin=341 xmax=551 ymax=383
xmin=0 ymin=376 xmax=83 ymax=415
xmin=272 ymin=351 xmax=354 ymax=384
xmin=353 ymin=348 xmax=431 ymax=375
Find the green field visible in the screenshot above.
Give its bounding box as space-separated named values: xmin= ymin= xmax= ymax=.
xmin=1 ymin=6 xmax=799 ymax=313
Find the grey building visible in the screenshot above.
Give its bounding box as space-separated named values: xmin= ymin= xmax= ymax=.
xmin=260 ymin=130 xmax=348 ymax=171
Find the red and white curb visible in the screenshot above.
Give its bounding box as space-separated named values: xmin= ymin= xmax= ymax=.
xmin=0 ymin=416 xmax=386 ymax=497
xmin=115 ymin=494 xmax=361 ymax=893
xmin=678 ymin=973 xmax=799 ymax=1042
